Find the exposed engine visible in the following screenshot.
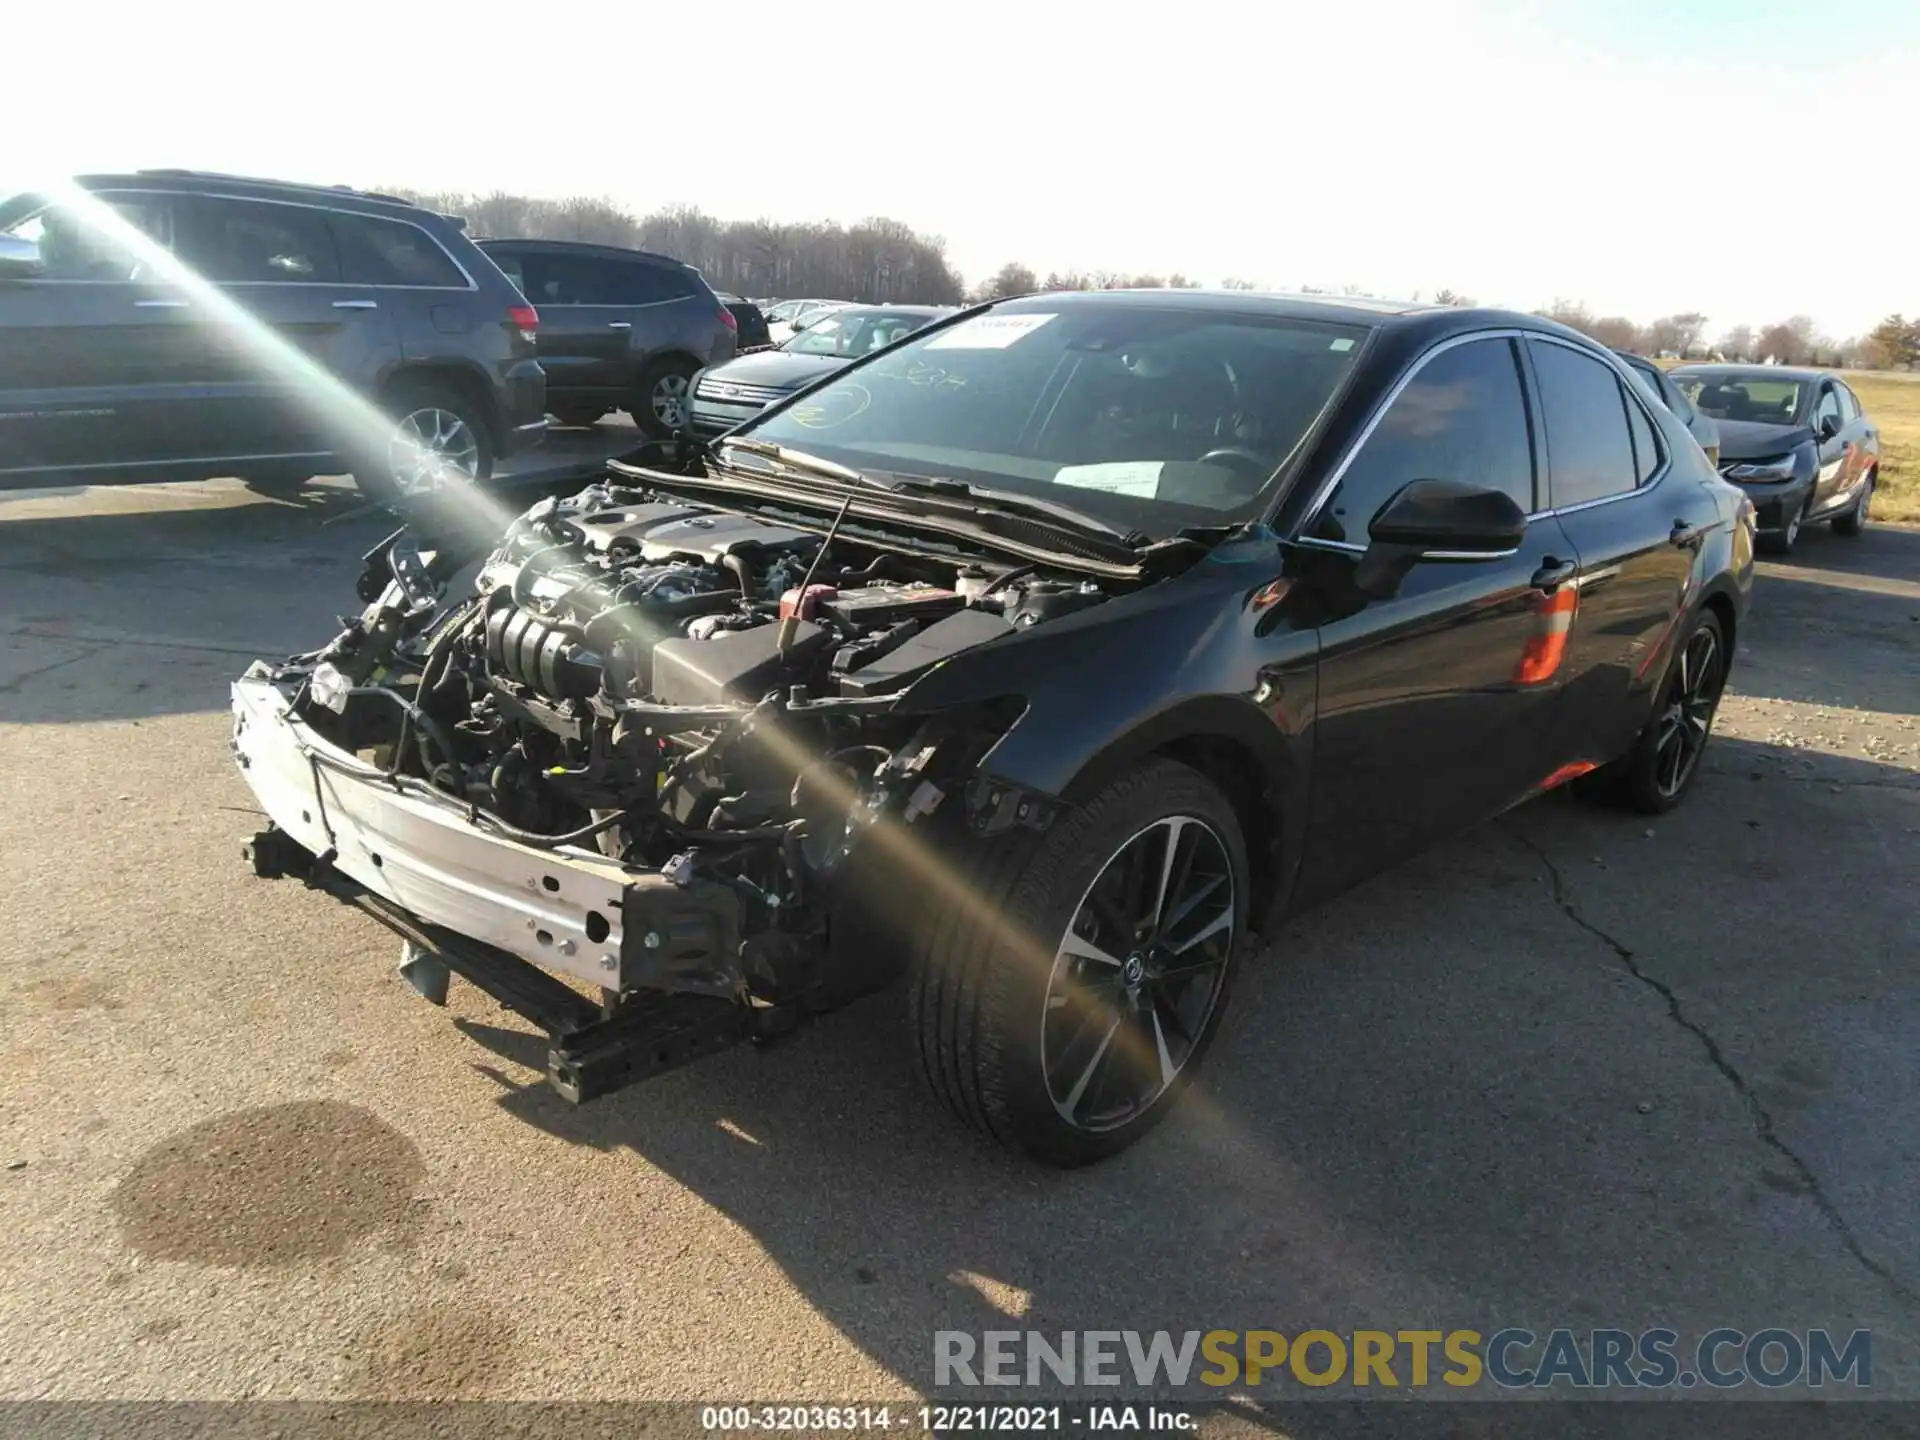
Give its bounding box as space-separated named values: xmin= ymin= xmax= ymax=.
xmin=274 ymin=478 xmax=1111 ymax=1024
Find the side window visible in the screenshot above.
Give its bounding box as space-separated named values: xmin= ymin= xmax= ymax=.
xmin=1529 ymin=340 xmax=1640 ymax=507
xmin=519 ymin=254 xmax=613 ymax=305
xmin=1318 ymin=336 xmax=1534 ymax=542
xmin=329 ymin=213 xmax=467 ymax=288
xmin=1814 ymin=385 xmax=1844 ymax=432
xmin=2 ymin=193 xmax=170 ymax=281
xmin=1837 ymin=385 xmax=1862 ymax=422
xmin=602 ymin=262 xmax=680 ymax=305
xmin=1623 ymin=386 xmax=1662 ymax=485
xmin=174 ymin=197 xmax=340 ymax=283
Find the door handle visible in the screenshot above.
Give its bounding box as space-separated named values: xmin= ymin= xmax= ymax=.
xmin=1530 ymin=557 xmax=1578 ymax=591
xmin=331 ymin=299 xmax=379 ymax=310
xmin=607 ymin=321 xmax=631 ymax=329
xmin=1669 ymin=520 xmax=1706 ymax=552
xmin=134 ymin=298 xmax=187 ymax=308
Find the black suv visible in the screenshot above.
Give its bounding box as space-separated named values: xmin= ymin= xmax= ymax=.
xmin=0 ymin=171 xmax=547 ymax=500
xmin=475 ymin=240 xmax=739 ymax=436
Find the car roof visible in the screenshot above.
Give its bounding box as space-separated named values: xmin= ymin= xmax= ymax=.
xmin=988 ymin=288 xmax=1590 ymax=348
xmin=475 ymin=237 xmax=696 ymax=270
xmin=71 ymin=171 xmax=436 ymax=220
xmin=1671 ymin=362 xmax=1834 ymax=383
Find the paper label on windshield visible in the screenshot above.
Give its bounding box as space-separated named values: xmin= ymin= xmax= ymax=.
xmin=925 ymin=313 xmax=1056 ymax=350
xmin=1052 ymin=461 xmax=1163 ymax=498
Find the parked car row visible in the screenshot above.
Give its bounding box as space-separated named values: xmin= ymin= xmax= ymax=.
xmin=0 ymin=171 xmax=858 ymax=495
xmin=0 ymin=170 xmax=1884 ymax=561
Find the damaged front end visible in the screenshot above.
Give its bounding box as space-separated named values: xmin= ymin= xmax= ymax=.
xmin=231 ymin=476 xmax=1096 ymax=1101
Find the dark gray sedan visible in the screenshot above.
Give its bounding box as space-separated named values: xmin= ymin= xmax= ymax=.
xmin=1671 ymin=365 xmax=1880 ymax=554
xmin=688 ymin=304 xmax=954 ymax=437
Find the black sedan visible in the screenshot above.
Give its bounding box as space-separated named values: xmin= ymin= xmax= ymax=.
xmin=1671 ymin=364 xmax=1880 ymax=553
xmin=688 ymin=304 xmax=953 ymax=437
xmin=232 ymin=291 xmax=1754 ymax=1166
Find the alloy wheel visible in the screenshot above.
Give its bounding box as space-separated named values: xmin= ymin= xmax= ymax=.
xmin=651 ymin=373 xmax=691 ymax=429
xmin=1041 ymin=816 xmax=1235 ymax=1133
xmin=1654 ymin=626 xmax=1725 ymax=800
xmin=387 ymin=408 xmax=480 ymax=494
xmin=1857 ymin=478 xmax=1874 ymax=526
xmin=1783 ymin=503 xmax=1802 ymax=548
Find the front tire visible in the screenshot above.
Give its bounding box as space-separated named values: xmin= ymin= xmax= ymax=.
xmin=630 ymin=358 xmax=699 ymax=439
xmin=1757 ymin=496 xmax=1806 ymax=556
xmin=356 ymin=383 xmax=494 ymax=505
xmin=907 ymin=758 xmax=1247 ymax=1167
xmin=1586 ymin=609 xmax=1729 ymax=815
xmin=1832 ymin=470 xmax=1873 ymax=538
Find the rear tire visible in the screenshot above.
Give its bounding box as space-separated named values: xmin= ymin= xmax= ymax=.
xmin=1831 ymin=470 xmax=1873 ymax=538
xmin=1582 ymin=609 xmax=1729 ymax=815
xmin=630 ymin=358 xmax=699 ymax=439
xmin=906 ymin=758 xmax=1246 ymax=1167
xmin=355 ymin=382 xmax=494 ymax=505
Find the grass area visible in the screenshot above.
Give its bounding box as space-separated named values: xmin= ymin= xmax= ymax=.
xmin=1656 ymin=361 xmax=1920 ymax=522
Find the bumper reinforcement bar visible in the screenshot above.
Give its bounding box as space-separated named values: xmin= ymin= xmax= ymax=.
xmin=246 ymin=826 xmax=755 ymax=1103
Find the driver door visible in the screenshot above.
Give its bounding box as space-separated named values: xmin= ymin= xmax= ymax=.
xmin=1291 ymin=334 xmax=1580 ymax=906
xmin=1810 ymin=382 xmax=1849 ymax=512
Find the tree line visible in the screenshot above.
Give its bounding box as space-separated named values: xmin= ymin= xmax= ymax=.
xmin=387 ymin=189 xmax=1914 ymax=370
xmin=383 ymin=189 xmax=967 ymax=306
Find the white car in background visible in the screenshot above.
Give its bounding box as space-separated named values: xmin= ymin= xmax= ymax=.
xmin=764 ymin=298 xmax=851 ymax=346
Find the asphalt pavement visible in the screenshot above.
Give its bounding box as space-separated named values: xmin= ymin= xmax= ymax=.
xmin=1 ymin=454 xmax=1916 ymax=1424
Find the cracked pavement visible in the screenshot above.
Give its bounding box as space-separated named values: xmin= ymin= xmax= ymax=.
xmin=0 ymin=476 xmax=1915 ymax=1418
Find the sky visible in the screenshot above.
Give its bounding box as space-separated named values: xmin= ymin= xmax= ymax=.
xmin=8 ymin=0 xmax=1918 ymax=339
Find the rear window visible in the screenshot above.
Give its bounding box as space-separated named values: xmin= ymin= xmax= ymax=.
xmin=329 ymin=213 xmax=468 ymax=288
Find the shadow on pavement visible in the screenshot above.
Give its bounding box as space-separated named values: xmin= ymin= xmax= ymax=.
xmin=450 ymin=738 xmax=1919 ymax=1410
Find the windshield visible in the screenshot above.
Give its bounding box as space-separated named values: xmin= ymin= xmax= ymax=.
xmin=733 ymin=299 xmax=1371 ymax=534
xmin=1675 ymin=371 xmax=1807 ymax=426
xmin=782 ymin=308 xmax=940 ymax=358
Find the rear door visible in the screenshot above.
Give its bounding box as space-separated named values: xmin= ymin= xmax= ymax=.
xmin=169 ymin=194 xmax=402 ymax=461
xmin=1293 ymin=333 xmax=1582 ymax=903
xmin=1524 ymin=337 xmax=1698 ymax=768
xmin=0 ymin=190 xmax=212 ymax=481
xmin=508 ymin=251 xmax=632 ymax=400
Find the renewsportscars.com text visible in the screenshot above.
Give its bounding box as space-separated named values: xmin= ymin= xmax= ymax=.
xmin=934 ymin=1328 xmax=1871 ymax=1391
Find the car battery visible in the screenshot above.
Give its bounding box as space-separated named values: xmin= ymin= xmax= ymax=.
xmin=815 ymin=584 xmax=961 ymax=628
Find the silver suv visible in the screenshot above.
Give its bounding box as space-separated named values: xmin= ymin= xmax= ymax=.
xmin=476 ymin=240 xmax=738 ymax=436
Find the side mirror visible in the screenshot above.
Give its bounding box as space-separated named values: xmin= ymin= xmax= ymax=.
xmin=1353 ymin=480 xmax=1527 ymax=599
xmin=1367 ymin=479 xmax=1527 ymax=553
xmin=790 ymin=313 xmax=814 ymax=332
xmin=0 ymin=234 xmax=44 ymax=279
xmin=1817 ymin=412 xmax=1841 ymax=441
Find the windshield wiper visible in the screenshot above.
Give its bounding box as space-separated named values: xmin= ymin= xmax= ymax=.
xmin=706 ymin=445 xmax=1143 ymax=559
xmin=716 ymin=438 xmax=890 ymax=490
xmin=881 ymin=474 xmax=1145 ymax=547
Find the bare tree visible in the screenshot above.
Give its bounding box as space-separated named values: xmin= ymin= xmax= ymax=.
xmin=1668 ymin=312 xmax=1709 ymax=355
xmin=1756 ymin=315 xmax=1819 ymax=366
xmin=1431 ymin=288 xmax=1475 ymax=307
xmin=975 ymin=262 xmax=1038 ymax=302
xmin=1537 ymin=299 xmax=1595 ymax=334
xmin=1718 ymin=324 xmax=1755 ymax=362
xmin=1589 ymin=316 xmax=1644 ymax=351
xmin=1220 ymin=277 xmax=1260 ymax=290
